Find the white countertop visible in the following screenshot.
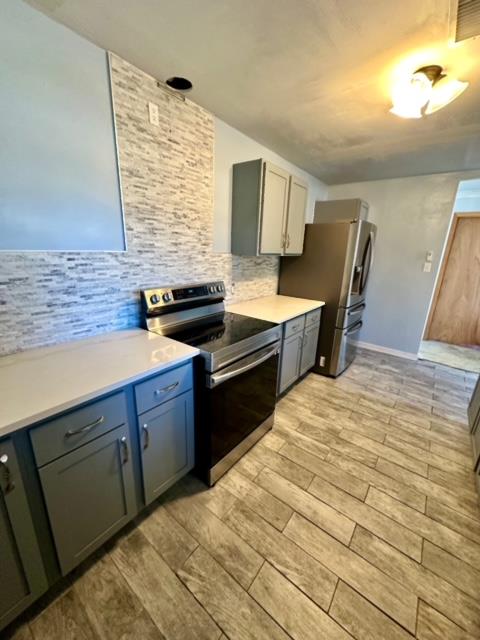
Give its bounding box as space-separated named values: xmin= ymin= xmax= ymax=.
xmin=227 ymin=294 xmax=325 ymax=324
xmin=0 ymin=329 xmax=198 ymax=437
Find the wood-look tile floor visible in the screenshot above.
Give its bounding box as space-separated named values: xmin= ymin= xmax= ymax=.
xmin=7 ymin=349 xmax=480 ymax=640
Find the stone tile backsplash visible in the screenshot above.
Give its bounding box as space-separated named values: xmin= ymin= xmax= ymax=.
xmin=0 ymin=55 xmax=278 ymax=356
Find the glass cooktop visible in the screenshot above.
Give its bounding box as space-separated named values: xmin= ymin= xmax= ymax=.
xmin=169 ymin=312 xmax=278 ymax=354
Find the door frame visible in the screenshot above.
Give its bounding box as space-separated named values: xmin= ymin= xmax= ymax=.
xmin=424 ymin=212 xmax=480 ymax=340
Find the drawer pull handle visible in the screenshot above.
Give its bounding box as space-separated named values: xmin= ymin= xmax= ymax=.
xmin=0 ymin=454 xmax=15 ymax=493
xmin=154 ymin=381 xmax=179 ymax=396
xmin=65 ymin=415 xmax=105 ymax=438
xmin=142 ymin=423 xmax=150 ymax=450
xmin=120 ymin=436 xmax=129 ymax=464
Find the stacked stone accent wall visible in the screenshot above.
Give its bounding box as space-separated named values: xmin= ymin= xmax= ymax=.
xmin=0 ymin=55 xmax=278 ymax=356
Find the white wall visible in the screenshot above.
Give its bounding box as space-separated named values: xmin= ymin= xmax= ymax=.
xmin=328 ymin=170 xmax=480 ymax=356
xmin=213 ymin=118 xmax=328 ymax=253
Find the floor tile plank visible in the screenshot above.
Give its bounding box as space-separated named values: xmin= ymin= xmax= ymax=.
xmin=178 ymin=547 xmax=289 ymax=640
xmin=223 ymin=502 xmax=337 ymax=611
xmin=279 ymin=443 xmax=369 ymax=501
xmin=110 ymin=530 xmax=221 ymax=640
xmin=283 ymin=512 xmax=417 ymax=633
xmin=351 ymin=526 xmax=480 ymax=636
xmin=256 ymin=468 xmax=356 ymax=544
xmin=249 ymin=563 xmax=352 ymax=640
xmin=218 ymin=467 xmax=293 ymax=531
xmin=416 ymin=601 xmax=477 ymax=640
xmin=30 ymin=590 xmax=99 ymax=640
xmin=308 ymin=475 xmax=422 ymax=560
xmin=329 ymin=580 xmax=413 ymax=640
xmin=422 ymin=541 xmax=480 ymax=600
xmin=248 ymin=443 xmax=314 ymax=488
xmin=328 ymin=450 xmax=426 ymax=512
xmin=365 ymin=487 xmax=480 ymax=571
xmin=425 ymin=498 xmax=480 ymax=543
xmin=163 ymin=483 xmax=263 ymax=589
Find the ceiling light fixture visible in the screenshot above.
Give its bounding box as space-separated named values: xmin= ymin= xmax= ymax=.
xmin=390 ymin=65 xmax=468 ymax=118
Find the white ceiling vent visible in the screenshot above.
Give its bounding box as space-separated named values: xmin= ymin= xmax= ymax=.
xmin=455 ymin=0 xmax=480 ymax=42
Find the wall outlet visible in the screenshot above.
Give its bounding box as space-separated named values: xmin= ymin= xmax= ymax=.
xmin=319 ymin=356 xmax=326 ymax=367
xmin=425 ymin=250 xmax=433 ymax=262
xmin=148 ymin=101 xmax=159 ymax=126
xmin=423 ymin=262 xmax=432 ymax=273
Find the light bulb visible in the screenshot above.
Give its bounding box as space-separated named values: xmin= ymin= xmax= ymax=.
xmin=390 ymin=71 xmax=433 ymax=119
xmin=425 ymin=77 xmax=469 ymax=114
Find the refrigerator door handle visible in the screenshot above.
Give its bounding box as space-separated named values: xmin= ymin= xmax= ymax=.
xmin=347 ymin=303 xmax=366 ymax=318
xmin=345 ymin=320 xmax=363 ymax=336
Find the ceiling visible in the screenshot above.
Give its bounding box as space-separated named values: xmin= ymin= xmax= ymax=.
xmin=26 ymin=0 xmax=480 ymax=184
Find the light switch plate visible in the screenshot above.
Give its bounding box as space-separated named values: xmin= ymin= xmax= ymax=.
xmin=423 ymin=262 xmax=432 ymax=273
xmin=148 ymin=102 xmax=159 ymax=126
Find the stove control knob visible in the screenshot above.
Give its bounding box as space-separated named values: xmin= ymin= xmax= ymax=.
xmin=216 ymin=284 xmax=223 ymax=292
xmin=150 ymin=294 xmax=160 ymax=304
xmin=162 ymin=292 xmax=172 ymax=303
xmin=209 ymin=285 xmax=215 ymax=294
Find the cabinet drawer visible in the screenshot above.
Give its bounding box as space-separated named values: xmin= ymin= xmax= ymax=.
xmin=30 ymin=392 xmax=127 ymax=468
xmin=284 ymin=315 xmax=305 ymax=339
xmin=305 ymin=308 xmax=321 ymax=327
xmin=135 ymin=363 xmax=192 ymax=415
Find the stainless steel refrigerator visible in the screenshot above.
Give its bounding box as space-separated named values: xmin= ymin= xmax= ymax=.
xmin=279 ymin=208 xmax=376 ymax=377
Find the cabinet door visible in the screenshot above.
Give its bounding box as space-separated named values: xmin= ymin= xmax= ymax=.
xmin=39 ymin=425 xmax=136 ymax=575
xmin=0 ymin=439 xmax=47 ymax=630
xmin=139 ymin=392 xmax=194 ymax=505
xmin=285 ymin=176 xmax=308 ymax=255
xmin=259 ymin=162 xmax=290 ymax=254
xmin=300 ymin=322 xmax=320 ymax=376
xmin=279 ymin=333 xmax=303 ymax=394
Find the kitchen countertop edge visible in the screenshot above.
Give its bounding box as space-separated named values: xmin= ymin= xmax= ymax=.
xmin=0 ymin=330 xmax=199 ymax=438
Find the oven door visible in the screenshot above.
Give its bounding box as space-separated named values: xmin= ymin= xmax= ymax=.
xmin=204 ymin=341 xmax=280 ymax=484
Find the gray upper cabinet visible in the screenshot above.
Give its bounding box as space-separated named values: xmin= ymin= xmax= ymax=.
xmin=231 ymin=159 xmax=308 ymax=256
xmin=285 ymin=175 xmax=308 ymax=255
xmin=260 ymin=162 xmax=290 ymax=254
xmin=0 ymin=438 xmax=47 ymax=629
xmin=38 ymin=424 xmax=136 ymax=575
xmin=138 ymin=391 xmax=194 ymax=505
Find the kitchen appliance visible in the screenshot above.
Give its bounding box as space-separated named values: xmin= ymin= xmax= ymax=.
xmin=279 ymin=216 xmax=376 ymax=377
xmin=141 ymin=282 xmax=281 ymax=485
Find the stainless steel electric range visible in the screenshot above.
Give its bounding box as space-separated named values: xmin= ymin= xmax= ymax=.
xmin=141 ymin=281 xmax=281 ymax=485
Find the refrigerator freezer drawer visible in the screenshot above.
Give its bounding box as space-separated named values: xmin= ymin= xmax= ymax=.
xmin=330 ymin=320 xmax=363 ymax=377
xmin=336 ymin=302 xmax=366 ymax=329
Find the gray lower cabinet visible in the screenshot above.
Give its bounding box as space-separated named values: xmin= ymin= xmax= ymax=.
xmin=139 ymin=391 xmax=194 ymax=505
xmin=279 ymin=332 xmax=303 ymax=394
xmin=38 ymin=424 xmax=136 ymax=575
xmin=0 ymin=438 xmax=47 ymax=629
xmin=300 ymin=322 xmax=321 ymax=376
xmin=278 ymin=310 xmax=322 ymax=394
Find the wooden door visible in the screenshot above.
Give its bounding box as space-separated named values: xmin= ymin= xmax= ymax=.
xmin=139 ymin=391 xmax=194 ymax=505
xmin=426 ymin=214 xmax=480 ymax=346
xmin=285 ymin=176 xmax=308 ymax=255
xmin=259 ymin=162 xmax=289 ymax=254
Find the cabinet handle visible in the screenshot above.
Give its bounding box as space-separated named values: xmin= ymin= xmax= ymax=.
xmin=65 ymin=415 xmax=105 ymax=438
xmin=154 ymin=381 xmax=179 ymax=396
xmin=142 ymin=423 xmax=150 ymax=450
xmin=120 ymin=436 xmax=129 ymax=464
xmin=0 ymin=454 xmax=15 ymax=493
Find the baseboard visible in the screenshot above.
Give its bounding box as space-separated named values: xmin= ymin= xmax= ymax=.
xmin=357 ymin=340 xmax=418 ymax=361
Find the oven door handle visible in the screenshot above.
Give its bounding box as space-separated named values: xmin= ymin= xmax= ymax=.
xmin=208 ymin=342 xmax=280 ymax=389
